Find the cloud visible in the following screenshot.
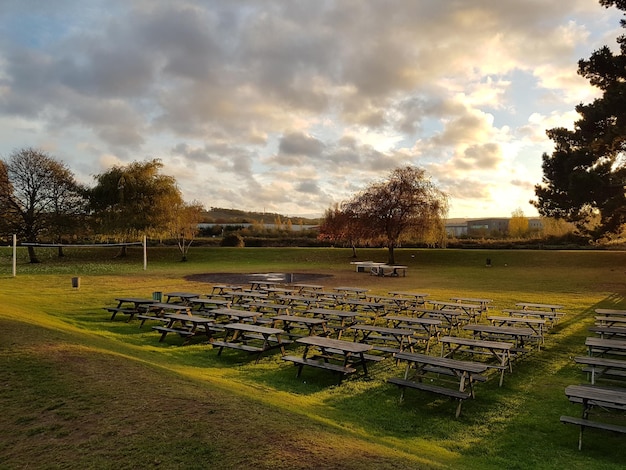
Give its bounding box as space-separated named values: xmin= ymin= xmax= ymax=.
xmin=0 ymin=0 xmax=622 ymax=217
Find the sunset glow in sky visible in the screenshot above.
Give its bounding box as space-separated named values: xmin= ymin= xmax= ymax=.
xmin=0 ymin=1 xmax=623 ymax=218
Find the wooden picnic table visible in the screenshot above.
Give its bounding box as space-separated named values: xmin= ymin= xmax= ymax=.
xmin=488 ymin=315 xmax=546 ymax=338
xmin=137 ymin=302 xmax=193 ymax=327
xmin=412 ymin=308 xmax=464 ymax=332
xmin=271 ymin=314 xmax=329 ymax=338
xmin=208 ymin=307 xmax=264 ymax=323
xmin=152 ymin=313 xmax=215 ymax=344
xmin=213 ymin=323 xmax=285 ymax=363
xmin=440 ymin=336 xmax=513 ymax=386
xmin=291 ymin=283 xmax=324 ymax=293
xmin=516 ymin=302 xmax=563 ymax=313
xmin=164 ymin=292 xmax=201 ymax=304
xmin=188 ymin=297 xmax=232 ymax=312
xmin=501 ymin=308 xmax=562 ymax=326
xmin=588 ymin=325 xmax=626 ymax=340
xmin=585 ymin=337 xmax=626 ymax=357
xmin=450 ymin=297 xmax=492 ymax=312
xmin=307 ymin=308 xmax=360 ymax=339
xmin=282 ymin=335 xmax=373 ymax=383
xmin=349 ymin=324 xmax=416 ymax=355
xmin=463 ymin=324 xmax=537 ymax=351
xmin=388 ymin=291 xmax=429 ymax=304
xmin=574 ymin=355 xmax=626 ymax=384
xmin=595 ymin=308 xmax=626 ymax=317
xmin=339 ymin=298 xmax=386 ymax=317
xmin=595 ymin=316 xmax=626 ymax=328
xmin=562 ymin=384 xmax=626 ymax=449
xmin=107 ymin=297 xmax=155 ymax=321
xmin=384 ymin=315 xmax=441 ymax=352
xmin=389 ymin=351 xmax=488 ymax=417
xmin=333 ymin=286 xmax=369 ymax=299
xmin=428 ymin=300 xmax=482 ymax=322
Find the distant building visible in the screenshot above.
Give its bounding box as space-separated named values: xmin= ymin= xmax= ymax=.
xmin=445 ymin=217 xmax=544 ymax=237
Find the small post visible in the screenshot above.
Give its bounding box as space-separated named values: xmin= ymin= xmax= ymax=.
xmin=12 ymin=234 xmax=17 ymax=277
xmin=486 ymin=258 xmax=492 ymax=267
xmin=143 ymin=235 xmax=147 ymax=270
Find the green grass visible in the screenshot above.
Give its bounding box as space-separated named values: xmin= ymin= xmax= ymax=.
xmin=2 ymin=247 xmax=626 ymax=469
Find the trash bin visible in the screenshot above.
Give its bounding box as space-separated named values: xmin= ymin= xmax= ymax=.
xmin=485 ymin=258 xmax=492 ymax=267
xmin=71 ymin=277 xmax=80 ymax=289
xmin=152 ymin=291 xmax=162 ymax=302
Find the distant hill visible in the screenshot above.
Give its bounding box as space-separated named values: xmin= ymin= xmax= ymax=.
xmin=202 ymin=207 xmax=321 ymax=225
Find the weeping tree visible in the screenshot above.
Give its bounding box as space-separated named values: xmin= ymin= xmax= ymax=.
xmin=89 ymin=159 xmax=184 ymax=255
xmin=324 ymin=166 xmax=448 ymax=265
xmin=0 ymin=148 xmax=86 ymax=263
xmin=533 ymin=0 xmax=626 ymax=237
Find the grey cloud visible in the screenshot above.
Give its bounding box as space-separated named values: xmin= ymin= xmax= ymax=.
xmin=278 ymin=132 xmax=325 ymax=156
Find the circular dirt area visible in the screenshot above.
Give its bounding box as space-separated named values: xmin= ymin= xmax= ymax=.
xmin=185 ymin=272 xmax=333 ymax=285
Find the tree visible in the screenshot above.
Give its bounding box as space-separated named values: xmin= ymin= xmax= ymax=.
xmin=168 ymin=200 xmax=204 ymax=261
xmin=89 ymin=159 xmax=183 ymax=255
xmin=508 ymin=208 xmax=529 ymax=238
xmin=318 ymin=203 xmax=364 ymax=257
xmin=0 ymin=148 xmax=86 ymax=263
xmin=341 ymin=166 xmax=448 ymax=264
xmin=533 ymin=0 xmax=626 ymax=237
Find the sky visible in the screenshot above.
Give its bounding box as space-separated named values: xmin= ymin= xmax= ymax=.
xmin=0 ymin=1 xmax=624 ymax=219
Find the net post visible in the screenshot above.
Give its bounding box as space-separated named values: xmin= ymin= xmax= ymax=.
xmin=143 ymin=235 xmax=147 ymax=270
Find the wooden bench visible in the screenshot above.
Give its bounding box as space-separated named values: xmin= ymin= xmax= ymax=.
xmin=560 ymin=415 xmax=626 ymax=450
xmin=105 ymin=307 xmax=137 ymax=321
xmin=151 ymin=326 xmax=194 ymax=342
xmin=282 ymin=355 xmax=357 ymax=383
xmin=574 ymin=356 xmax=626 ymax=383
xmin=211 ymin=340 xmax=264 ymax=353
xmin=387 ymin=378 xmax=471 ymax=418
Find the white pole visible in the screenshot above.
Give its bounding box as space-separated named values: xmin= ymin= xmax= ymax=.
xmin=12 ymin=234 xmax=17 ymax=277
xmin=143 ymin=235 xmax=147 ymax=270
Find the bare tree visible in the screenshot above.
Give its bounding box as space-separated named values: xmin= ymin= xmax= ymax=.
xmin=318 ymin=203 xmax=364 ymax=257
xmin=0 ymin=148 xmax=86 ymax=263
xmin=168 ymin=200 xmax=204 ymax=261
xmin=343 ymin=166 xmax=448 ymax=264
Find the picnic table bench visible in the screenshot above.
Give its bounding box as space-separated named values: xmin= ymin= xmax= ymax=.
xmin=574 ymin=355 xmax=626 ymax=384
xmin=588 ymin=325 xmax=626 ymax=340
xmin=595 ymin=308 xmax=626 ymax=317
xmin=163 ymin=292 xmax=201 ymax=304
xmin=350 ymin=261 xmax=386 ymax=273
xmin=450 ymin=297 xmax=492 ymax=312
xmin=501 ymin=308 xmax=562 ymax=326
xmin=212 ymin=323 xmax=285 ymax=363
xmin=282 ymin=336 xmax=373 ymax=384
xmin=412 ymin=308 xmax=463 ymax=331
xmin=488 ymin=315 xmax=546 ymax=339
xmin=384 ymin=315 xmax=441 ymax=352
xmin=151 ymin=313 xmax=216 ymax=344
xmin=595 ymin=316 xmax=626 ymax=328
xmin=389 ymin=351 xmax=488 ymax=417
xmin=585 ymin=337 xmax=626 ymax=357
xmin=516 ymin=302 xmax=563 ymax=313
xmin=370 ymin=264 xmax=408 ymax=277
xmin=388 ymin=291 xmax=429 ymax=304
xmin=307 ymin=308 xmax=360 ymax=339
xmin=349 ymin=324 xmax=416 ymax=355
xmin=463 ymin=324 xmax=538 ymax=352
xmin=271 ymin=314 xmax=330 ymax=338
xmin=562 ymin=384 xmax=626 ymax=449
xmin=109 ymin=297 xmax=156 ymax=321
xmin=440 ymin=336 xmax=513 ymax=386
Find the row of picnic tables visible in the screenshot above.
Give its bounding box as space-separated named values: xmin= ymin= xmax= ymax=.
xmin=561 ymin=308 xmax=626 ymax=449
xmin=105 ymin=284 xmax=565 ymax=416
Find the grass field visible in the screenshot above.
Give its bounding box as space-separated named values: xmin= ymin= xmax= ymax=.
xmin=1 ymin=246 xmax=626 ymax=469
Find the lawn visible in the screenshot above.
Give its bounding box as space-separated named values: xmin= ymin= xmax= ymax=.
xmin=1 ymin=246 xmax=626 ymax=469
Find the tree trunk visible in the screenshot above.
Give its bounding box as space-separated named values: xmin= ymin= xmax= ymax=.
xmin=57 ymin=246 xmax=64 ymax=257
xmin=351 ymin=243 xmax=357 ymax=258
xmin=387 ymin=244 xmax=395 ymax=265
xmin=27 ymin=245 xmax=40 ymax=263
xmin=117 ymin=245 xmax=128 ymax=257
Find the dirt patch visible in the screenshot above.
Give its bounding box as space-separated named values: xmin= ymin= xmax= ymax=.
xmin=184 ymin=272 xmax=333 ymax=285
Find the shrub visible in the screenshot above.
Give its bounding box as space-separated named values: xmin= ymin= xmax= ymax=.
xmin=220 ymin=233 xmax=245 ymax=247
